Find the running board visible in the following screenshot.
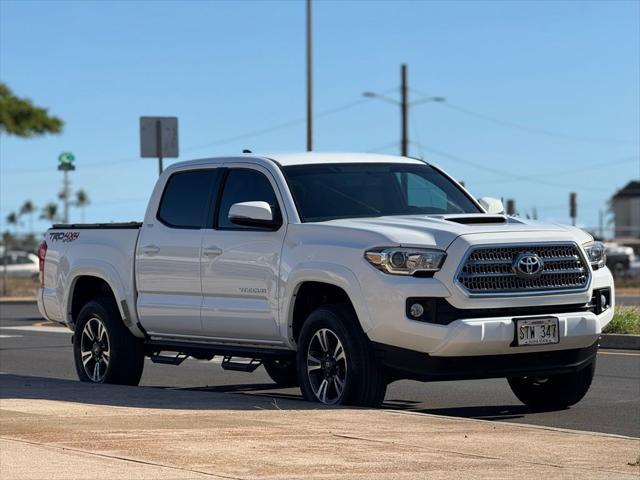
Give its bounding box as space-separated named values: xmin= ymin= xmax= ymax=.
xmin=221 ymin=356 xmax=262 ymax=372
xmin=149 ymin=352 xmax=188 ymax=366
xmin=144 ymin=339 xmax=294 ymax=362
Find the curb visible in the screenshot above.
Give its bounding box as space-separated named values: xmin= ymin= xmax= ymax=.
xmin=600 ymin=334 xmax=640 ymax=350
xmin=0 ymin=298 xmax=37 ymax=305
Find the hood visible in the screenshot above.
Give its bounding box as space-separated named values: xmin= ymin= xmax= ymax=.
xmin=322 ymin=214 xmax=591 ymax=250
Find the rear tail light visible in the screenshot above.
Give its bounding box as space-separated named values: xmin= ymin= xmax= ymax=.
xmin=38 ymin=240 xmax=47 ymax=286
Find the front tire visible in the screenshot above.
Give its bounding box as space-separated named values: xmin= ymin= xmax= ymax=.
xmin=73 ymin=297 xmax=144 ymax=386
xmin=508 ymin=360 xmax=596 ymax=410
xmin=297 ymin=305 xmax=387 ymax=407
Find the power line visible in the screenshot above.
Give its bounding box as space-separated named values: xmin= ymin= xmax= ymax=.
xmin=410 ymin=87 xmax=638 ymax=145
xmin=435 ymin=100 xmax=638 ymax=145
xmin=1 ymin=98 xmax=372 ymax=175
xmin=412 ymin=141 xmax=611 ymax=192
xmin=177 ymin=99 xmax=372 ymax=154
xmin=472 ymin=156 xmax=639 ymax=185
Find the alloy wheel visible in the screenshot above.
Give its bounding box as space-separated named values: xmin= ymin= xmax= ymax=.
xmin=306 ymin=328 xmax=347 ymax=404
xmin=80 ymin=317 xmax=110 ymax=382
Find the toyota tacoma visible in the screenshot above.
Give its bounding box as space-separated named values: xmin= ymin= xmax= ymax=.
xmin=37 ymin=152 xmax=614 ymax=408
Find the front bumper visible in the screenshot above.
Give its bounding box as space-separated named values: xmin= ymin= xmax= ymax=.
xmin=364 ymin=265 xmax=615 ymax=357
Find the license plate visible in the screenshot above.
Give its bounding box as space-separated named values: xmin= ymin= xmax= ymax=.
xmin=515 ymin=317 xmax=559 ymax=346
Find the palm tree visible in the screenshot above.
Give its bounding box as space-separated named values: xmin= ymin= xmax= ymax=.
xmin=19 ymin=200 xmax=36 ymax=234
xmin=39 ymin=203 xmax=59 ymax=224
xmin=5 ymin=212 xmax=19 ymax=233
xmin=74 ymin=190 xmax=90 ymax=223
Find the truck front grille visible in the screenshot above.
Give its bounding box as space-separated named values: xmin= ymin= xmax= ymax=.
xmin=457 ymin=243 xmax=590 ymax=296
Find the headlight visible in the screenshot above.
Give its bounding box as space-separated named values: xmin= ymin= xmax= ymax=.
xmin=365 ymin=247 xmax=446 ymax=275
xmin=584 ymin=241 xmax=606 ymax=269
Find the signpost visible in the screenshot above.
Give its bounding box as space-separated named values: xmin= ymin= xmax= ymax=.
xmin=58 ymin=152 xmax=76 ymax=224
xmin=569 ymin=192 xmax=577 ymax=226
xmin=140 ymin=117 xmax=179 ymax=175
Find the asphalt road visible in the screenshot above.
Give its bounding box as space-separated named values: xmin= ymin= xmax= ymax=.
xmin=1 ymin=303 xmax=638 ymax=437
xmin=618 ymin=295 xmax=640 ymax=306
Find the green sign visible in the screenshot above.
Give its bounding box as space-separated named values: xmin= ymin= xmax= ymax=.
xmin=58 ymin=152 xmax=75 ymax=164
xmin=58 ymin=152 xmax=76 ymax=171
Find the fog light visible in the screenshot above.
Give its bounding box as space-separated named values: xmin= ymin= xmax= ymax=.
xmin=600 ymin=294 xmax=609 ymax=311
xmin=409 ymin=303 xmax=425 ymax=318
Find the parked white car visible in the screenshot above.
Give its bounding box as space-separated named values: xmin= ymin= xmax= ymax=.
xmin=1 ymin=250 xmax=39 ymax=278
xmin=37 ymin=152 xmax=614 ymax=408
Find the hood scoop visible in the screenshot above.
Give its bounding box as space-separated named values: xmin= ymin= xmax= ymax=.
xmin=440 ymin=214 xmax=509 ymax=225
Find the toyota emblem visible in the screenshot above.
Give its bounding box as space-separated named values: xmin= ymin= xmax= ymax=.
xmin=513 ymin=252 xmax=544 ymax=279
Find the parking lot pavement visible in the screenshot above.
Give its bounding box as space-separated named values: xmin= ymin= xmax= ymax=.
xmin=1 ymin=374 xmax=638 ymax=480
xmin=1 ymin=303 xmax=639 ymax=437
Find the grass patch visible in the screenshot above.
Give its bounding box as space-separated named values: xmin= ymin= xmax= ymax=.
xmin=603 ymin=306 xmax=640 ymax=335
xmin=0 ymin=276 xmax=39 ymax=298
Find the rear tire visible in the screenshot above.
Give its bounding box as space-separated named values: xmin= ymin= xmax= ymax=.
xmin=73 ymin=297 xmax=144 ymax=386
xmin=507 ymin=360 xmax=596 ymax=410
xmin=297 ymin=304 xmax=387 ymax=407
xmin=263 ymin=359 xmax=299 ymax=387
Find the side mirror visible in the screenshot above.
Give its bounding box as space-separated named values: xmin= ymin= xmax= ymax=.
xmin=228 ymin=201 xmax=279 ymax=229
xmin=478 ymin=197 xmax=505 ymax=215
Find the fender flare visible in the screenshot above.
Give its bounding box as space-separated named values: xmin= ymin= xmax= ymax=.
xmin=65 ymin=261 xmax=145 ymax=338
xmin=281 ymin=262 xmax=372 ymax=346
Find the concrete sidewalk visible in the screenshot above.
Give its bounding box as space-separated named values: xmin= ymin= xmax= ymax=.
xmin=1 ymin=375 xmax=638 ymax=480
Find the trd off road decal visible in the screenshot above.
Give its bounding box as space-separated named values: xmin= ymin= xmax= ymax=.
xmin=49 ymin=231 xmax=80 ymax=243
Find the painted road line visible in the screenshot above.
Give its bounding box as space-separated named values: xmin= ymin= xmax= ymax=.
xmin=0 ymin=326 xmax=70 ymax=334
xmin=0 ymin=335 xmax=23 ymax=339
xmin=599 ymin=350 xmax=640 ymax=357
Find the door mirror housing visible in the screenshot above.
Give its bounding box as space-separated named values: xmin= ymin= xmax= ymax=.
xmin=228 ymin=201 xmax=279 ymax=229
xmin=478 ymin=197 xmax=505 ymax=215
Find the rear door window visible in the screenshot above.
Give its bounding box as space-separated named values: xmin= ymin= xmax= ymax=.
xmin=157 ymin=169 xmax=221 ymax=229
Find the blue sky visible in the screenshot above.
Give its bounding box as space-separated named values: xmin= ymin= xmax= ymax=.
xmin=1 ymin=0 xmax=639 ymax=234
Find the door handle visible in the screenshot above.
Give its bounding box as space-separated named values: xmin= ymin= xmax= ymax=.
xmin=203 ymin=246 xmax=223 ymax=258
xmin=141 ymin=244 xmax=160 ymax=256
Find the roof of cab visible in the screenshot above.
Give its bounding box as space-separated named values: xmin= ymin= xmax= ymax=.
xmin=265 ymin=152 xmax=424 ymax=167
xmin=168 ymin=152 xmax=425 ymax=171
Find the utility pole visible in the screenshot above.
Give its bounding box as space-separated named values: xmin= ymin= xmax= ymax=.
xmin=306 ymin=0 xmax=313 ymax=151
xmin=400 ymin=64 xmax=408 ymax=157
xmin=63 ymin=170 xmax=70 ymax=223
xmin=364 ymin=65 xmax=444 ymax=158
xmin=598 ymin=209 xmax=604 ymax=239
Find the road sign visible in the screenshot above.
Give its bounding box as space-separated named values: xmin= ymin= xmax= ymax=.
xmin=570 ymin=192 xmax=577 ymax=225
xmin=140 ymin=117 xmax=179 ymax=159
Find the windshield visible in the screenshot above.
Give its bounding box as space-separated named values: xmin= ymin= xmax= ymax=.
xmin=283 ymin=163 xmax=481 ymax=222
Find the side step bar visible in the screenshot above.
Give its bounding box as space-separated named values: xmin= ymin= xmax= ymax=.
xmin=144 ymin=339 xmax=295 ymax=364
xmin=149 ymin=352 xmax=188 ymax=366
xmin=221 ymin=356 xmax=262 ymax=372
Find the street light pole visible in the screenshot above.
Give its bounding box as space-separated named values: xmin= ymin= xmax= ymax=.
xmin=306 ymin=0 xmax=313 ymax=151
xmin=400 ymin=64 xmax=408 ymax=157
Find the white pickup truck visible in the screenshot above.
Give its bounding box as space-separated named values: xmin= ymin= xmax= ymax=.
xmin=38 ymin=152 xmax=614 ymax=408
